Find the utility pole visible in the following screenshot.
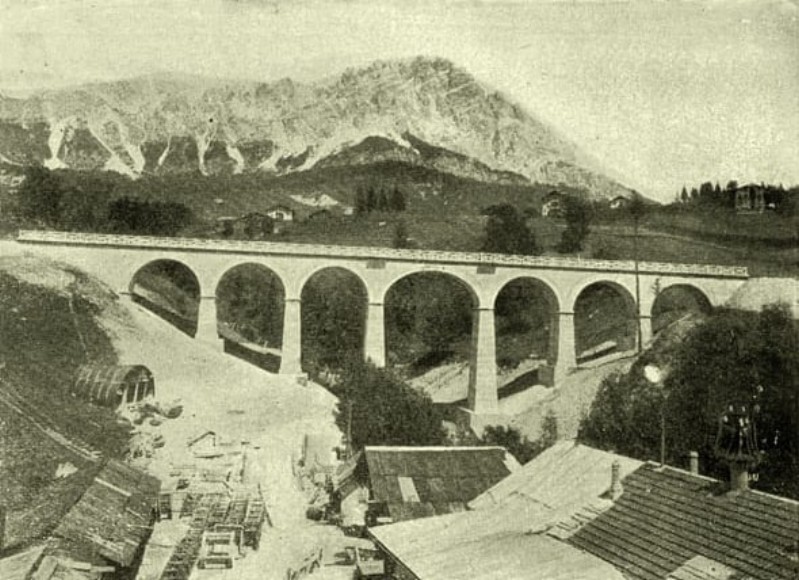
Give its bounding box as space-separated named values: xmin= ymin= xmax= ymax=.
xmin=631 ymin=192 xmax=645 ymax=353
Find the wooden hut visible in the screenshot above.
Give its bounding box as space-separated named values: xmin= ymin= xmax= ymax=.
xmin=71 ymin=365 xmax=154 ymax=410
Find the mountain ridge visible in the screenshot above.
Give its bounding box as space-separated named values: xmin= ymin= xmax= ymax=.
xmin=0 ymin=56 xmax=632 ymax=199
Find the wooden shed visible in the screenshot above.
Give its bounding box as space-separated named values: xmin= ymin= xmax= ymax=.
xmin=71 ymin=365 xmax=155 ymax=410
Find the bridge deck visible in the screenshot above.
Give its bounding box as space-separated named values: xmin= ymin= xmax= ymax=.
xmin=16 ymin=230 xmax=749 ymax=279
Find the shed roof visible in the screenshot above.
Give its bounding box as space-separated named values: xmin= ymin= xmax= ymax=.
xmin=364 ymin=446 xmax=515 ymax=522
xmin=567 ymin=463 xmax=799 ymax=580
xmin=53 ymin=459 xmax=160 ymax=567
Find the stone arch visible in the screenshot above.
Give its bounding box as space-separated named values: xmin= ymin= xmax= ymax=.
xmin=651 ymin=283 xmax=712 ymax=335
xmin=296 ymin=265 xmax=369 ymax=302
xmin=129 ymin=259 xmax=201 ymax=336
xmin=493 ymin=277 xmax=560 ymax=371
xmin=215 ymin=262 xmax=286 ymax=351
xmin=572 ymin=280 xmax=638 ymax=362
xmin=300 ymin=266 xmax=370 ymax=374
xmin=383 ymin=270 xmax=479 ymax=370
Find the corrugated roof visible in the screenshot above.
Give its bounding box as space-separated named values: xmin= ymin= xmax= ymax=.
xmin=568 ymin=463 xmax=799 ymax=580
xmin=0 ymin=545 xmax=45 ymax=580
xmin=370 ymin=441 xmax=637 ymax=579
xmin=363 ymin=446 xmax=512 ymax=521
xmin=71 ymin=365 xmax=153 ymax=408
xmin=53 ymin=459 xmax=161 ymax=567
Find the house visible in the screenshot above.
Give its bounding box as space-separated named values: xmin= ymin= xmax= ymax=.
xmin=369 ymin=442 xmax=640 ymax=580
xmin=371 ymin=440 xmax=799 ymax=580
xmin=609 ymin=195 xmax=630 ymax=210
xmin=541 ymin=191 xmax=565 ymax=218
xmin=70 ymin=365 xmax=155 ymax=411
xmin=265 ymin=205 xmax=295 ymax=223
xmin=215 ymin=213 xmax=274 ymax=239
xmin=335 ymin=446 xmax=518 ymax=528
xmin=735 ymin=183 xmax=766 ymax=213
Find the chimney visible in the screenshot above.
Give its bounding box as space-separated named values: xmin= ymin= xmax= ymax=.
xmin=688 ymin=451 xmax=699 ymax=475
xmin=610 ymin=460 xmax=623 ymax=500
xmin=729 ymin=460 xmax=750 ymax=493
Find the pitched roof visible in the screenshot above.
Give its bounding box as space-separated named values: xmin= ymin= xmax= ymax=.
xmin=53 ymin=459 xmax=161 ymax=567
xmin=567 ymin=463 xmax=799 ymax=580
xmin=470 ymin=440 xmax=643 ymax=512
xmin=370 ymin=441 xmax=635 ymax=580
xmin=0 ymin=546 xmax=45 ymax=580
xmin=363 ymin=446 xmax=514 ymax=522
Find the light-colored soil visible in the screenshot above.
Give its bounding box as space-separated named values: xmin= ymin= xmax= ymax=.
xmin=101 ymin=300 xmax=355 ymax=580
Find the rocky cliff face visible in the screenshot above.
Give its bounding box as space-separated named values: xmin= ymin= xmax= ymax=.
xmin=0 ymin=57 xmax=630 ymax=198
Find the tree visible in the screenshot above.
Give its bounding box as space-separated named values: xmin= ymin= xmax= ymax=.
xmin=392 ymin=220 xmax=410 ymax=249
xmin=15 ymin=166 xmax=65 ymax=227
xmin=389 ymin=186 xmax=407 ymax=212
xmin=680 ymin=186 xmax=689 ymax=204
xmin=333 ymin=361 xmax=446 ymax=452
xmin=579 ymin=305 xmax=799 ymax=499
xmin=482 ymin=413 xmax=558 ymax=464
xmin=482 ymin=203 xmax=540 ymax=255
xmin=690 ymin=187 xmax=699 ymax=201
xmin=556 ymin=195 xmax=593 ymax=253
xmin=354 ymin=185 xmax=368 ymax=215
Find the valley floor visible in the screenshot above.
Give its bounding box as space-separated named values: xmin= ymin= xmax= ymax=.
xmin=105 ymin=301 xmax=355 ymax=579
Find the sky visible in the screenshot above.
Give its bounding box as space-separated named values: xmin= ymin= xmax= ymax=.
xmin=0 ymin=0 xmax=797 ymax=201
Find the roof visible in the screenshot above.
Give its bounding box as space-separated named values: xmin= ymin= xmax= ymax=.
xmin=373 ymin=525 xmax=624 ymax=580
xmin=0 ymin=545 xmax=45 ymax=580
xmin=53 ymin=459 xmax=161 ymax=567
xmin=364 ymin=446 xmax=514 ymax=522
xmin=567 ymin=463 xmax=799 ymax=580
xmin=71 ymin=365 xmax=153 ymax=407
xmin=370 ymin=441 xmax=636 ymax=579
xmin=470 ymin=440 xmax=642 ymax=512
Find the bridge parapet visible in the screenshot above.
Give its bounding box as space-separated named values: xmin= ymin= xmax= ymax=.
xmin=16 ymin=230 xmax=749 ymax=279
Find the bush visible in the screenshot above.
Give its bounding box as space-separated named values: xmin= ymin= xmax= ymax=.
xmin=333 ymin=361 xmax=446 ymax=452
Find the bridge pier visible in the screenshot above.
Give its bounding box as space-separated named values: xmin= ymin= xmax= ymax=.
xmin=280 ymin=297 xmax=303 ymax=375
xmin=364 ymin=302 xmax=386 ymax=367
xmin=639 ymin=315 xmax=653 ymax=349
xmin=196 ymin=296 xmax=223 ymax=349
xmin=468 ymin=307 xmax=498 ymax=415
xmin=553 ymin=312 xmax=576 ymax=385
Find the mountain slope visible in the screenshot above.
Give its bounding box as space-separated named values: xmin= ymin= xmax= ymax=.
xmin=0 ymin=57 xmax=631 ymax=198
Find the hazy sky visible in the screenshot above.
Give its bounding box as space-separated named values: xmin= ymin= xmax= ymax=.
xmin=1 ymin=0 xmax=797 ymax=200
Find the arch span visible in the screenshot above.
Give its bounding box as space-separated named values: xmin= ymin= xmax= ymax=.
xmin=573 ymin=280 xmax=637 ymax=362
xmin=129 ymin=259 xmax=201 ymax=336
xmin=300 ymin=267 xmax=369 ymax=375
xmin=384 ymin=271 xmax=478 ymax=369
xmin=651 ymin=283 xmax=712 ymax=335
xmin=494 ymin=277 xmax=560 ymax=381
xmin=215 ymin=263 xmax=286 ymax=361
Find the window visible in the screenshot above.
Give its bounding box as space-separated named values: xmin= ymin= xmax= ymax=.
xmin=397 ymin=476 xmax=420 ymax=503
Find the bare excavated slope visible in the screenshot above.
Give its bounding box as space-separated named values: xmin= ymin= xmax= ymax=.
xmin=0 ymin=57 xmax=631 ymax=199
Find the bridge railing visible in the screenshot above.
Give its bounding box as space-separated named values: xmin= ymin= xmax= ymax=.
xmin=16 ymin=230 xmax=750 ymax=278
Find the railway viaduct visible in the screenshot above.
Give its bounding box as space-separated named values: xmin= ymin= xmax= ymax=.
xmin=16 ymin=230 xmax=749 ymax=415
